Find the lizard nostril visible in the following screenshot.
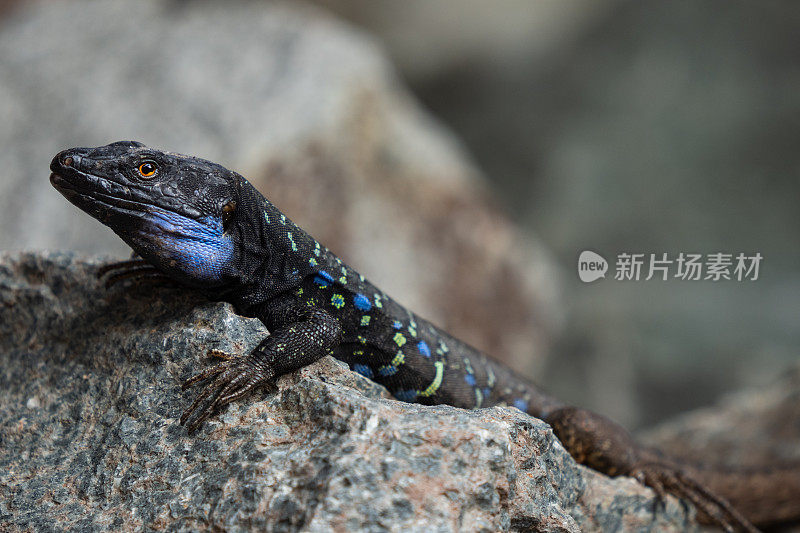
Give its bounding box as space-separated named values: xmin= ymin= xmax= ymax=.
xmin=62 ymin=156 xmax=73 ymax=167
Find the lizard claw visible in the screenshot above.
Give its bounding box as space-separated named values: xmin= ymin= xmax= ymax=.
xmin=180 ymin=353 xmax=274 ymax=432
xmin=208 ymin=349 xmax=235 ymax=361
xmin=97 ymin=259 xmax=175 ymax=288
xmin=96 ymin=258 xmax=149 ymax=277
xmin=630 ymin=462 xmax=758 ymax=533
xmin=633 ymin=465 xmax=667 ymax=518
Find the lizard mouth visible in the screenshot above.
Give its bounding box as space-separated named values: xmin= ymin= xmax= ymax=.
xmin=49 ymin=170 xmax=76 ymax=192
xmin=50 ymin=170 xmax=152 ymax=217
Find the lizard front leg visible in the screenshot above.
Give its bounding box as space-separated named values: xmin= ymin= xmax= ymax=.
xmin=180 ymin=304 xmax=342 ymax=432
xmin=546 ymin=407 xmax=758 ymax=533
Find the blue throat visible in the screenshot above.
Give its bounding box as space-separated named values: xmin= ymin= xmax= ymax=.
xmin=140 ymin=207 xmax=234 ymax=284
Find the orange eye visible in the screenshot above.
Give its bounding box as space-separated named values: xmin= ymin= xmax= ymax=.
xmin=137 ymin=161 xmax=158 ymax=178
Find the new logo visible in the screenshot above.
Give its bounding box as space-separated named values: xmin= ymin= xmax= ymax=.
xmin=578 ymin=250 xmax=608 ymax=283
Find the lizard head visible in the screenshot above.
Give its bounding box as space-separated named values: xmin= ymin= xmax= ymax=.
xmin=50 ymin=141 xmax=243 ymax=288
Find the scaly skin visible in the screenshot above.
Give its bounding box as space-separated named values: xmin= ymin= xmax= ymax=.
xmin=50 ymin=141 xmax=800 ymax=532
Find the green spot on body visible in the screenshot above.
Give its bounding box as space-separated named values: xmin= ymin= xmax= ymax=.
xmin=360 ymin=315 xmax=371 ymax=326
xmin=475 ymin=388 xmax=484 ymax=408
xmin=331 ymin=294 xmax=345 ymax=309
xmin=287 ymin=232 xmax=298 ymax=252
xmin=338 ymin=276 xmax=347 ymax=284
xmin=309 ymin=257 xmax=318 ymax=267
xmin=418 ymin=361 xmax=444 ymax=398
xmin=393 ymin=332 xmax=406 ymax=347
xmin=464 ymin=358 xmax=474 ymax=375
xmin=392 ymin=350 xmax=405 ymax=366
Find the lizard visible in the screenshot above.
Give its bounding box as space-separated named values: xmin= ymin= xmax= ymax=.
xmin=48 ymin=141 xmax=800 ymax=532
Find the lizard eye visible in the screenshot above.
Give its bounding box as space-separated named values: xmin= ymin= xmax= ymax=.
xmin=137 ymin=161 xmax=158 ymax=179
xmin=221 ymin=201 xmax=236 ymax=228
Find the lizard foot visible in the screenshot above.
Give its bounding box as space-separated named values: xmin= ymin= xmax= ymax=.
xmin=630 ymin=462 xmax=758 ymax=533
xmin=546 ymin=407 xmax=758 ymax=533
xmin=97 ymin=259 xmax=175 ymax=288
xmin=180 ymin=352 xmax=275 ymax=433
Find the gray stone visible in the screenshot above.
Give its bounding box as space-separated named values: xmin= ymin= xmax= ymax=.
xmin=0 ymin=252 xmax=699 ymax=531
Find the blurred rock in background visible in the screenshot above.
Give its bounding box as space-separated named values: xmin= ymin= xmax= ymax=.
xmin=322 ymin=0 xmax=800 ymax=428
xmin=0 ymin=0 xmax=560 ymax=382
xmin=644 ymin=362 xmax=800 ymax=466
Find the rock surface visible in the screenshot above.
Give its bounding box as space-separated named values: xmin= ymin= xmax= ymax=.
xmin=0 ymin=0 xmax=561 ymax=373
xmin=0 ymin=252 xmax=698 ymax=532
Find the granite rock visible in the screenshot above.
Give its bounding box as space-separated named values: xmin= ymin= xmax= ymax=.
xmin=0 ymin=252 xmax=698 ymax=532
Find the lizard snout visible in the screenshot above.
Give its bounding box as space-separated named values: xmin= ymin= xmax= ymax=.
xmin=51 ymin=147 xmax=91 ymax=174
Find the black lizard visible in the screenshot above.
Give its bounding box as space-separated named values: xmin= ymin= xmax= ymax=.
xmin=50 ymin=141 xmax=800 ymax=532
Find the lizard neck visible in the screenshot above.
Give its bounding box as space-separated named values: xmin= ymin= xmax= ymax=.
xmin=217 ymin=176 xmax=320 ymax=317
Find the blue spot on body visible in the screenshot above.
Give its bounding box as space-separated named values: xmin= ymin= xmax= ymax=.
xmin=464 ymin=374 xmax=476 ymax=386
xmin=417 ymin=340 xmax=431 ymax=358
xmin=394 ymin=389 xmax=418 ymax=402
xmin=392 ymin=321 xmax=403 ymax=330
xmin=378 ymin=366 xmax=398 ymax=377
xmin=352 ymin=364 xmax=373 ymax=379
xmin=353 ymin=293 xmax=372 ymax=311
xmin=314 ymin=270 xmax=334 ymax=287
xmin=513 ymin=398 xmax=528 ymax=412
xmin=482 ymin=387 xmax=491 ymax=397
